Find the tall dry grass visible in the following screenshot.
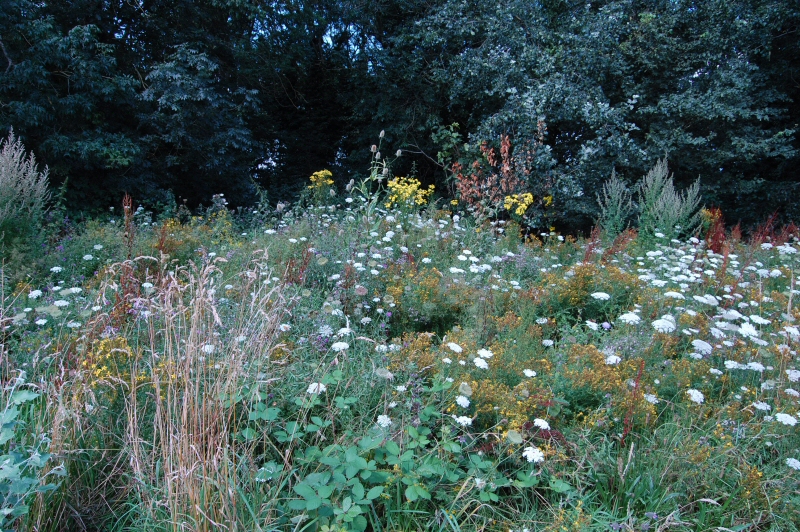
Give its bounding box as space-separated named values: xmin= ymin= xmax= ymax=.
xmin=27 ymin=250 xmax=290 ymax=531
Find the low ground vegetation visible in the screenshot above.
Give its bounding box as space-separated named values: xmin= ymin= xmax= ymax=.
xmin=2 ymin=157 xmax=800 ymax=531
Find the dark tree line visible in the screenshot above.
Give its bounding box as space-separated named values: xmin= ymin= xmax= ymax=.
xmin=1 ymin=0 xmax=798 ymax=227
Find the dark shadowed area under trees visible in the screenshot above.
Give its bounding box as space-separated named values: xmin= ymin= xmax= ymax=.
xmin=1 ymin=0 xmax=798 ymax=230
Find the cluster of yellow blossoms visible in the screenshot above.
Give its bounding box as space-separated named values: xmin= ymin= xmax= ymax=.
xmin=503 ymin=193 xmax=553 ymax=216
xmin=308 ymin=169 xmax=334 ymax=189
xmin=385 ymin=177 xmax=435 ymax=208
xmin=503 ymin=192 xmax=535 ymax=216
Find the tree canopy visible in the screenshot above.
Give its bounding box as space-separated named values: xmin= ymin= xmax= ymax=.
xmin=1 ymin=0 xmax=798 ymax=227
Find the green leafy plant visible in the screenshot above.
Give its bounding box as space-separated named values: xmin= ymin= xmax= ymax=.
xmin=637 ymin=158 xmax=702 ymax=242
xmin=596 ymin=170 xmax=633 ymax=240
xmin=0 ymin=373 xmax=61 ymax=532
xmin=0 ymin=131 xmax=50 ymax=280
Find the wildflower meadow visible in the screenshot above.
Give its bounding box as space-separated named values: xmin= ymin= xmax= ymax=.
xmin=2 ymin=142 xmax=800 ymax=532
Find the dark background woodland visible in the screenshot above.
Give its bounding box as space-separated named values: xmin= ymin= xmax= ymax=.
xmin=1 ymin=0 xmax=798 ymax=230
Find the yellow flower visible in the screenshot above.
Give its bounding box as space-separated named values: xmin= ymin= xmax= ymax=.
xmin=385 ymin=177 xmax=434 ymax=208
xmin=309 ymin=169 xmax=334 ymax=188
xmin=504 ymin=192 xmax=535 ymax=216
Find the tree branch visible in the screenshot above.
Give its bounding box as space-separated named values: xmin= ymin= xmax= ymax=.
xmin=0 ymin=36 xmax=13 ymax=72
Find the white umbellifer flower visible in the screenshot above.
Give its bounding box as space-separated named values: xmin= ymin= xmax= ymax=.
xmin=28 ymin=290 xmax=42 ymax=299
xmin=695 ymin=294 xmax=719 ymax=306
xmin=786 ymin=369 xmax=800 ymax=383
xmin=709 ymin=368 xmax=723 ymax=376
xmin=787 ymin=458 xmax=800 ymax=471
xmin=452 ymin=415 xmax=473 ymax=426
xmin=447 ymin=342 xmax=463 ymax=353
xmin=533 ymin=418 xmax=550 ymax=430
xmin=542 ymin=339 xmax=554 ymax=347
xmin=522 ymin=446 xmax=544 ymax=463
xmin=725 ymin=360 xmax=745 ymax=369
xmin=456 ymin=395 xmax=470 ymax=408
xmin=585 ymin=320 xmax=599 ymax=331
xmin=710 ymin=327 xmax=726 ymax=338
xmin=605 ymin=355 xmax=622 ymax=365
xmin=50 ymin=266 xmax=63 ymax=273
xmin=752 ymin=401 xmax=771 ymax=411
xmin=202 ymin=344 xmax=215 ymax=354
xmin=395 ymin=385 xmax=406 ymax=392
xmin=279 ymin=323 xmax=291 ymax=332
xmin=644 ymin=393 xmax=659 ymax=404
xmin=775 ymin=413 xmax=798 ymax=426
xmin=307 ymin=382 xmax=327 ymax=394
xmin=94 ymin=244 xmax=103 ymax=250
xmin=747 ymin=362 xmax=765 ymax=372
xmin=691 ymin=339 xmax=713 ymax=355
xmin=442 ymin=357 xmax=452 ymax=364
xmin=523 ymin=369 xmax=537 ymax=378
xmin=477 ymin=348 xmax=494 ymax=359
xmin=83 ymin=254 xmax=93 ymax=261
xmin=591 ymin=292 xmax=611 ymax=301
xmin=331 ymin=341 xmax=350 ymax=352
xmin=618 ymin=312 xmax=641 ymax=324
xmin=474 ymin=358 xmax=489 ymax=370
xmin=663 ymin=291 xmax=685 ymax=300
xmin=35 ymin=319 xmax=47 ymax=326
xmin=749 ymin=315 xmax=771 ymax=325
xmin=376 ymin=415 xmax=392 ymax=428
xmin=721 ymin=309 xmax=744 ymax=321
xmin=652 ymin=318 xmax=676 ymax=333
xmin=686 ymin=389 xmax=704 ymax=404
xmin=53 ymin=300 xmax=69 ymax=307
xmin=785 ymin=388 xmax=800 ymax=397
xmin=738 ymin=322 xmax=760 ymax=338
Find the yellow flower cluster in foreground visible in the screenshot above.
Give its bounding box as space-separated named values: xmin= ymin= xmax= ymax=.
xmin=385 ymin=176 xmax=434 ymax=208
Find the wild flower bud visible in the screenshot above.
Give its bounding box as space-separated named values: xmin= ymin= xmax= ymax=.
xmin=375 ymin=152 xmax=381 ymax=160
xmin=346 ymin=179 xmax=354 ymax=192
xmin=371 ymin=145 xmax=377 ymax=153
xmin=380 ymin=130 xmax=385 ymax=138
xmin=396 ymin=149 xmax=402 ymax=157
xmin=329 ymin=188 xmax=336 ymax=197
xmin=382 ymin=167 xmax=389 ymax=176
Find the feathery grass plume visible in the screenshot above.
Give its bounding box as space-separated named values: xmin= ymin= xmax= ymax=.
xmin=637 ymin=157 xmax=702 ymax=242
xmin=0 ymin=130 xmax=50 ymax=276
xmin=596 ymin=169 xmax=633 ymax=240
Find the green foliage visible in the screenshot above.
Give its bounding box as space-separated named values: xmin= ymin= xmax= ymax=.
xmin=0 ymin=373 xmax=61 ymax=532
xmin=637 ymin=158 xmax=702 ymax=242
xmin=2 ymin=0 xmax=800 ymax=226
xmin=596 ymin=170 xmax=633 ymax=240
xmin=0 ymin=132 xmax=50 ymax=280
xmin=5 ymin=106 xmax=800 ymax=532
